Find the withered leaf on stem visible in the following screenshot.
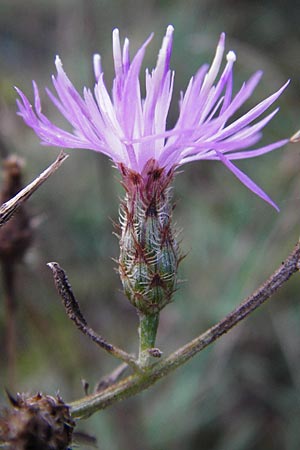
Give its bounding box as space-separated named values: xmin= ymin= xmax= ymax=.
xmin=47 ymin=262 xmax=140 ymax=372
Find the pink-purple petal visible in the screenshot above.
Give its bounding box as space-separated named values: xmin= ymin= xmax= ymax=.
xmin=16 ymin=26 xmax=289 ymax=209
xmin=215 ymin=149 xmax=280 ymax=211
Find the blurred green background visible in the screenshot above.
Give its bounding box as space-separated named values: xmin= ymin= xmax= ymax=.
xmin=0 ymin=0 xmax=300 ymax=449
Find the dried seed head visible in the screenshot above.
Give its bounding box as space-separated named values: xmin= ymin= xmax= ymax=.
xmin=0 ymin=155 xmax=33 ymax=263
xmin=118 ymin=159 xmax=181 ymax=314
xmin=0 ymin=392 xmax=75 ymax=450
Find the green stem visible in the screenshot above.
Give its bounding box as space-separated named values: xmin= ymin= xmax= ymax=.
xmin=138 ymin=313 xmax=159 ymax=368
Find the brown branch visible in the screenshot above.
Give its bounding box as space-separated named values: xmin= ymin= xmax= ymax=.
xmin=47 ymin=262 xmax=141 ymax=372
xmin=160 ymin=240 xmax=300 ymax=372
xmin=94 ymin=363 xmax=129 ymax=393
xmin=70 ymin=240 xmax=300 ymax=418
xmin=0 ymin=152 xmax=68 ymax=226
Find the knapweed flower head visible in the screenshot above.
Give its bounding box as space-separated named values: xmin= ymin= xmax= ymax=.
xmin=16 ymin=25 xmax=288 ymax=209
xmin=16 ymin=26 xmax=289 ymax=314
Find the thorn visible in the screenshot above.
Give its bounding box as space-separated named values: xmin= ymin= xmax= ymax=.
xmin=81 ymin=379 xmax=89 ymax=396
xmin=5 ymin=388 xmax=20 ymax=407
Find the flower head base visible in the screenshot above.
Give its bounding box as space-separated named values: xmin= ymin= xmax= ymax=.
xmin=16 ymin=25 xmax=288 ymax=210
xmin=118 ymin=160 xmax=179 ymax=314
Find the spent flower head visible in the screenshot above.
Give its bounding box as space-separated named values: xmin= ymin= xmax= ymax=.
xmin=16 ymin=25 xmax=288 ymax=210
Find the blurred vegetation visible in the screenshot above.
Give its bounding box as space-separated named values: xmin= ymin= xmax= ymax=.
xmin=0 ymin=0 xmax=300 ymax=449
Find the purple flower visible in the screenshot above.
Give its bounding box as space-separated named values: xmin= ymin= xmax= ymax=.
xmin=16 ymin=25 xmax=289 ymax=209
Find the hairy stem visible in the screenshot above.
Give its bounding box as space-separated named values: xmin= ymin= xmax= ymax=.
xmin=70 ymin=241 xmax=300 ymax=419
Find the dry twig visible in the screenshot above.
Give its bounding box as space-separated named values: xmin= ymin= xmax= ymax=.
xmin=0 ymin=152 xmax=68 ymax=226
xmin=47 ymin=262 xmax=141 ymax=372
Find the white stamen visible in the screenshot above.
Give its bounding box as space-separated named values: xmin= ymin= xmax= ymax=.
xmin=112 ymin=28 xmax=122 ymax=76
xmin=55 ymin=55 xmax=63 ymax=71
xmin=201 ymin=33 xmax=225 ymax=92
xmin=226 ymin=50 xmax=236 ymax=62
xmin=122 ymin=38 xmax=130 ymax=68
xmin=155 ymin=25 xmax=174 ymax=79
xmin=93 ymin=54 xmax=102 ymax=82
xmin=166 ymin=24 xmax=174 ymax=37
